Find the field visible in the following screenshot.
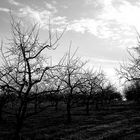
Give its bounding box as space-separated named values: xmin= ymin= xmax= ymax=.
xmin=0 ymin=101 xmax=140 ymax=140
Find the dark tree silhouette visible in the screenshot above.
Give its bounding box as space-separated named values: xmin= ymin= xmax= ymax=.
xmin=117 ymin=33 xmax=140 ymax=103
xmin=124 ymin=81 xmax=140 ymax=102
xmin=53 ymin=48 xmax=86 ymax=123
xmin=78 ymin=70 xmax=103 ymax=115
xmin=0 ymin=18 xmax=65 ymax=139
xmin=0 ymin=86 xmax=10 ymax=121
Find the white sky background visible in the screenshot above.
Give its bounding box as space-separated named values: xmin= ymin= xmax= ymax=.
xmin=0 ymin=0 xmax=140 ymax=90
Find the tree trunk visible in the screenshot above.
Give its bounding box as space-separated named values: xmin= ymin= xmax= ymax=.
xmin=14 ymin=117 xmax=23 ymax=140
xmin=55 ymin=100 xmax=58 ymax=111
xmin=67 ymin=101 xmax=71 ymax=123
xmin=95 ymin=100 xmax=99 ymax=110
xmin=85 ymin=99 xmax=90 ymax=115
xmin=0 ymin=103 xmax=4 ymax=122
xmin=0 ymin=107 xmax=2 ymax=122
xmin=14 ymin=101 xmax=27 ymax=140
xmin=34 ymin=99 xmax=37 ymax=113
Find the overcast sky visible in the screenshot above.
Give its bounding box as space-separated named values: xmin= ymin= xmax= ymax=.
xmin=0 ymin=0 xmax=140 ymax=89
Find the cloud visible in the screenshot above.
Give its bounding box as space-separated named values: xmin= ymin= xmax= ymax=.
xmin=18 ymin=6 xmax=51 ymax=24
xmin=68 ymin=18 xmax=99 ymax=35
xmin=0 ymin=8 xmax=10 ymax=12
xmin=68 ymin=18 xmax=126 ymax=40
xmin=8 ymin=0 xmax=20 ymax=6
xmin=17 ymin=5 xmax=67 ymax=31
xmin=45 ymin=2 xmax=57 ymax=13
xmin=85 ymin=0 xmax=99 ymax=6
xmin=52 ymin=1 xmax=57 ymax=5
xmin=82 ymin=56 xmax=122 ymax=65
xmin=9 ymin=0 xmax=140 ymax=49
xmin=97 ymin=0 xmax=140 ymax=47
xmin=66 ymin=0 xmax=140 ymax=48
xmin=99 ymin=0 xmax=140 ymax=28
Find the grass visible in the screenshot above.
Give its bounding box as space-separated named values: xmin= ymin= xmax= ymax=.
xmin=0 ymin=101 xmax=140 ymax=140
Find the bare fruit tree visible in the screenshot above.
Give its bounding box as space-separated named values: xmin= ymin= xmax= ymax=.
xmin=117 ymin=34 xmax=140 ymax=83
xmin=0 ymin=18 xmax=65 ymax=139
xmin=53 ymin=48 xmax=86 ymax=123
xmin=78 ymin=70 xmax=104 ymax=115
xmin=117 ymin=34 xmax=140 ymax=101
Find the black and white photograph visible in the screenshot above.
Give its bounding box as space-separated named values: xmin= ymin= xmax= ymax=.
xmin=0 ymin=0 xmax=140 ymax=139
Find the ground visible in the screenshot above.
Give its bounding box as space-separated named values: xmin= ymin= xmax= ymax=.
xmin=0 ymin=102 xmax=140 ymax=140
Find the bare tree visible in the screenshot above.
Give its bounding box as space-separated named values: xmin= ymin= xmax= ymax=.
xmin=93 ymin=71 xmax=109 ymax=109
xmin=117 ymin=33 xmax=140 ymax=103
xmin=117 ymin=34 xmax=140 ymax=82
xmin=53 ymin=48 xmax=86 ymax=123
xmin=45 ymin=73 xmax=64 ymax=111
xmin=0 ymin=18 xmax=65 ymax=139
xmin=78 ymin=70 xmax=102 ymax=115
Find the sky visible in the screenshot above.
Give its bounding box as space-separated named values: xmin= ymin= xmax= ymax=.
xmin=0 ymin=0 xmax=140 ymax=90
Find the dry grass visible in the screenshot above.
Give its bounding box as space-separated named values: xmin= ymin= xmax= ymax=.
xmin=0 ymin=102 xmax=140 ymax=140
